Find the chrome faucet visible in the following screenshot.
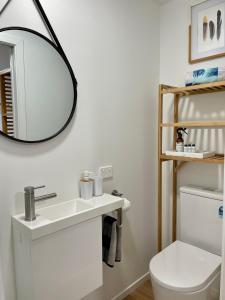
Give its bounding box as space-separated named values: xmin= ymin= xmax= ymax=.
xmin=24 ymin=185 xmax=57 ymax=221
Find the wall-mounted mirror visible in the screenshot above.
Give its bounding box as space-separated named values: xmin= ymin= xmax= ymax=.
xmin=0 ymin=27 xmax=77 ymax=143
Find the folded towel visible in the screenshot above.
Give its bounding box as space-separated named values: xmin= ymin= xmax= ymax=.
xmin=185 ymin=67 xmax=225 ymax=86
xmin=102 ymin=215 xmax=122 ymax=267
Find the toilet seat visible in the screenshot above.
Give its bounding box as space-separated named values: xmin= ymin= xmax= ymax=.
xmin=150 ymin=241 xmax=221 ymax=293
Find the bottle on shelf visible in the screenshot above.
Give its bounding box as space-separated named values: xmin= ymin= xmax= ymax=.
xmin=184 ymin=144 xmax=188 ymax=152
xmin=79 ymin=171 xmax=94 ymax=200
xmin=191 ymin=144 xmax=196 ymax=153
xmin=176 ymin=128 xmax=188 ymax=152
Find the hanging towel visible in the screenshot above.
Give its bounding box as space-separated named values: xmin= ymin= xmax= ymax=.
xmin=102 ymin=215 xmax=122 ymax=267
xmin=115 ymin=223 xmax=122 ymax=262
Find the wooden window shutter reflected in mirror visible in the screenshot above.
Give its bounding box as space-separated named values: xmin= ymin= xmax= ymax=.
xmin=0 ymin=70 xmax=14 ymax=137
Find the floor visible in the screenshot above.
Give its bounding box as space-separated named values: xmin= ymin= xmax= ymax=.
xmin=123 ymin=280 xmax=154 ymax=300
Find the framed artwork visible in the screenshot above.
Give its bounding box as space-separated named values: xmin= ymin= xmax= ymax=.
xmin=189 ymin=0 xmax=225 ymax=63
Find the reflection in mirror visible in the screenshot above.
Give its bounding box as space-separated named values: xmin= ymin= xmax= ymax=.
xmin=0 ymin=29 xmax=76 ymax=142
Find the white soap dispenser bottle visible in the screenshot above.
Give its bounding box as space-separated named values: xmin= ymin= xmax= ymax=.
xmin=79 ymin=171 xmax=94 ymax=200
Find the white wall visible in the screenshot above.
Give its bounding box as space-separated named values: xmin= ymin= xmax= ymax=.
xmin=0 ymin=1 xmax=160 ymax=300
xmin=160 ymin=0 xmax=225 ymax=246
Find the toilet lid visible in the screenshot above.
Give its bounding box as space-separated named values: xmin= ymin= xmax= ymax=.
xmin=150 ymin=241 xmax=221 ymax=293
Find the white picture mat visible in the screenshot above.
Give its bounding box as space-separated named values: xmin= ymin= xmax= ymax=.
xmin=192 ymin=0 xmax=225 ymax=60
xmin=198 ymin=3 xmax=224 ymax=52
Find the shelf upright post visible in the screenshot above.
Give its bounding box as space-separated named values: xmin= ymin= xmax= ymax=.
xmin=172 ymin=94 xmax=179 ymax=242
xmin=158 ymin=85 xmax=163 ymax=252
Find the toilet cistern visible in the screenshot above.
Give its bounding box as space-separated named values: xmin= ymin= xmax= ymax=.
xmin=24 ymin=185 xmax=57 ymax=221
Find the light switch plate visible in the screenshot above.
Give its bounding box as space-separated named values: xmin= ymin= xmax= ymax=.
xmin=99 ymin=165 xmax=113 ymax=179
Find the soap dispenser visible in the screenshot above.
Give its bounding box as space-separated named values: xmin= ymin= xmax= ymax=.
xmin=79 ymin=171 xmax=94 ymax=200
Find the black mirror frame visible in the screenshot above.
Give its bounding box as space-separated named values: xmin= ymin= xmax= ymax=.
xmin=0 ymin=0 xmax=77 ymax=143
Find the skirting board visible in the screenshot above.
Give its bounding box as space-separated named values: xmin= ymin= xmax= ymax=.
xmin=111 ymin=272 xmax=150 ymax=300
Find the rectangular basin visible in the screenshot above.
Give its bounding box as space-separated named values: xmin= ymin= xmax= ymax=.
xmin=38 ymin=199 xmax=93 ymax=221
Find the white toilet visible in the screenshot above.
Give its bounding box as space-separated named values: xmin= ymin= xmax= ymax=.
xmin=150 ymin=186 xmax=223 ymax=300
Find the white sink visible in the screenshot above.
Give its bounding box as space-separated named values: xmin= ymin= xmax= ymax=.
xmin=38 ymin=199 xmax=93 ymax=221
xmin=12 ymin=193 xmax=124 ymax=240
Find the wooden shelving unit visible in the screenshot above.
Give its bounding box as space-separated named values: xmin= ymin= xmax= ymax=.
xmin=161 ymin=80 xmax=225 ymax=95
xmin=160 ymin=153 xmax=224 ymax=164
xmin=162 ymin=121 xmax=225 ymax=128
xmin=158 ymin=81 xmax=225 ymax=252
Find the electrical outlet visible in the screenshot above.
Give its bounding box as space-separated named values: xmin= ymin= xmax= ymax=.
xmin=99 ymin=165 xmax=113 ymax=179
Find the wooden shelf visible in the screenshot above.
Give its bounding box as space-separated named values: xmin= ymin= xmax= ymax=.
xmin=161 ymin=81 xmax=225 ymax=96
xmin=161 ymin=121 xmax=225 ymax=128
xmin=157 ymin=82 xmax=225 ymax=252
xmin=160 ymin=153 xmax=224 ymax=165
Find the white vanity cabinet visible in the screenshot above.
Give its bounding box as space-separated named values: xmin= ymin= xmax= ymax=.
xmin=13 ymin=216 xmax=102 ymax=300
xmin=12 ymin=194 xmax=124 ymax=300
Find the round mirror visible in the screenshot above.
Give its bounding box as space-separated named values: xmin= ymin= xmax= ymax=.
xmin=0 ymin=27 xmax=77 ymax=143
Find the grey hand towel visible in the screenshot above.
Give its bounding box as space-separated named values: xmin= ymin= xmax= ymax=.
xmin=116 ymin=223 xmax=122 ymax=262
xmin=102 ymin=215 xmax=122 ymax=267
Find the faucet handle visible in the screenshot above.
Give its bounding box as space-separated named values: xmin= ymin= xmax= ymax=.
xmin=34 ymin=185 xmax=46 ymax=190
xmin=24 ymin=185 xmax=46 ymax=193
xmin=112 ymin=190 xmax=123 ymax=197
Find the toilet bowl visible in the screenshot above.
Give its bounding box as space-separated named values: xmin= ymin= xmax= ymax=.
xmin=149 ymin=241 xmax=221 ymax=300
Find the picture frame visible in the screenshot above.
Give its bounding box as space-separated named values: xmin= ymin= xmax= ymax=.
xmin=189 ymin=0 xmax=225 ymax=64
